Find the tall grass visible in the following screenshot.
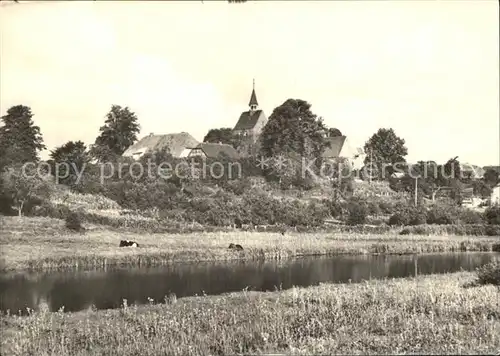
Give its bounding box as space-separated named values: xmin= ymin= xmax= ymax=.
xmin=2 ymin=272 xmax=498 ymax=355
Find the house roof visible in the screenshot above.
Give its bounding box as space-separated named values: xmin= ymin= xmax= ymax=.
xmin=233 ymin=110 xmax=265 ymax=131
xmin=460 ymin=163 xmax=485 ymax=178
xmin=322 ymin=136 xmax=347 ymax=158
xmin=192 ymin=142 xmax=239 ymax=160
xmin=122 ymin=132 xmax=199 ymax=158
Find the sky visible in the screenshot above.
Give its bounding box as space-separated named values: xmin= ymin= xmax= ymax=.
xmin=1 ymin=0 xmax=499 ymax=166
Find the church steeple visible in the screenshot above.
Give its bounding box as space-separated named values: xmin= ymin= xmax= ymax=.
xmin=248 ymin=79 xmax=258 ymax=111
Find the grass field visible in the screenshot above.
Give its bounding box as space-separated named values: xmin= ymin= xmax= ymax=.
xmin=1 ymin=216 xmax=498 ymax=272
xmin=1 ymin=272 xmax=499 ymax=355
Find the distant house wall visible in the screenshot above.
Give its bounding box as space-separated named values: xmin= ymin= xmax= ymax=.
xmin=188 ymin=148 xmax=206 ymax=158
xmin=492 ymin=185 xmax=500 ymax=205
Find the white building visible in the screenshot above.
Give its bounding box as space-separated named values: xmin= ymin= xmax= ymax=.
xmin=491 ymin=184 xmax=500 ymax=205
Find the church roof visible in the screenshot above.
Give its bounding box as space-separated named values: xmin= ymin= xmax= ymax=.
xmin=248 ymin=88 xmax=258 ymax=107
xmin=233 ymin=110 xmax=264 ymax=131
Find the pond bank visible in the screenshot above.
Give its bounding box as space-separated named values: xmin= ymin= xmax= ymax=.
xmin=1 ymin=217 xmax=499 ymax=272
xmin=2 ymin=272 xmax=499 ymax=355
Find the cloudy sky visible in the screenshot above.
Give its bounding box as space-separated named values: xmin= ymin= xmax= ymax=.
xmin=1 ymin=0 xmax=498 ymax=166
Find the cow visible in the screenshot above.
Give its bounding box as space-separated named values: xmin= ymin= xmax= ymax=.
xmin=234 ymin=217 xmax=243 ymax=229
xmin=119 ymin=240 xmax=139 ymax=248
xmin=228 ymin=243 xmax=243 ymax=251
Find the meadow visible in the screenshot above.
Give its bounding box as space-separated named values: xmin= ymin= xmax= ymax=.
xmin=1 ymin=216 xmax=498 ymax=272
xmin=1 ymin=271 xmax=499 ymax=355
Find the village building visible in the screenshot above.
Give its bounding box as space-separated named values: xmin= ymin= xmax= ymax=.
xmin=460 ymin=163 xmax=485 ymax=180
xmin=491 ymin=183 xmax=500 ymax=206
xmin=321 ymin=133 xmax=366 ymax=170
xmin=232 ymin=80 xmax=268 ymax=156
xmin=188 ymin=142 xmax=239 ymax=160
xmin=122 ymin=132 xmax=199 ymax=159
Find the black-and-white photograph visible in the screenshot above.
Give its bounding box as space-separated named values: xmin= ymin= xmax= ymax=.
xmin=0 ymin=0 xmax=499 ymax=355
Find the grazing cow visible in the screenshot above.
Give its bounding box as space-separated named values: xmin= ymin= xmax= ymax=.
xmin=228 ymin=243 xmax=243 ymax=251
xmin=234 ymin=217 xmax=242 ymax=229
xmin=119 ymin=240 xmax=139 ymax=248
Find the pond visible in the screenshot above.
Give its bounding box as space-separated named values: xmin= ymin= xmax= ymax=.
xmin=1 ymin=252 xmax=498 ymax=314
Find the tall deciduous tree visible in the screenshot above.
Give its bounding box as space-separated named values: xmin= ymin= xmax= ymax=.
xmin=327 ymin=128 xmax=343 ymax=137
xmin=0 ymin=105 xmax=45 ymax=168
xmin=484 ymin=168 xmax=499 ymax=187
xmin=89 ymin=105 xmax=140 ymax=162
xmin=363 ymin=128 xmax=408 ymax=179
xmin=260 ymin=99 xmax=328 ymax=161
xmin=203 ymin=128 xmax=241 ymax=148
xmin=49 ymin=140 xmax=90 ymax=186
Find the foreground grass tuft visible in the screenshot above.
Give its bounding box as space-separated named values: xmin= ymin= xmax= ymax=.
xmin=1 ymin=272 xmax=499 ymax=355
xmin=475 ymin=261 xmax=500 ymax=286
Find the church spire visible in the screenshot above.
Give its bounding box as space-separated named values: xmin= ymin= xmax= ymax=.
xmin=248 ymin=79 xmax=258 ymax=111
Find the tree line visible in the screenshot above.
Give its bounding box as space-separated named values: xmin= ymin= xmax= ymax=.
xmin=0 ymin=99 xmax=499 ymax=216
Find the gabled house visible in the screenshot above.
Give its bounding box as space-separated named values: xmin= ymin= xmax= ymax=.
xmin=321 ymin=134 xmax=366 ymax=170
xmin=122 ymin=132 xmax=199 ymax=159
xmin=188 ymin=142 xmax=239 ymax=160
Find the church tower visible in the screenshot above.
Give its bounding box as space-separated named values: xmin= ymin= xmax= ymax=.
xmin=249 ymin=79 xmax=259 ymax=112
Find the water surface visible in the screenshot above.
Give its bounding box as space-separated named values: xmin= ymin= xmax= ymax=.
xmin=1 ymin=252 xmax=497 ymax=314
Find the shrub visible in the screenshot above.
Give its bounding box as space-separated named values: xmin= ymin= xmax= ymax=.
xmin=223 ymin=178 xmax=252 ymax=195
xmin=31 ymin=202 xmax=72 ymax=220
xmin=388 ymin=205 xmax=427 ymax=226
xmin=426 ymin=203 xmax=460 ymax=225
xmin=475 ymin=261 xmax=500 ymax=286
xmin=366 ymin=200 xmax=382 ymax=216
xmin=347 ymin=201 xmax=368 ymax=225
xmin=484 ymin=205 xmax=500 ymax=225
xmin=65 ymin=211 xmax=83 ymax=231
xmin=459 ymin=209 xmax=484 ymax=225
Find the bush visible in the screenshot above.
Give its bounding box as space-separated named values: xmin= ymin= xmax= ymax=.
xmin=388 ymin=205 xmax=427 ymax=226
xmin=31 ymin=202 xmax=72 ymax=220
xmin=426 ymin=203 xmax=460 ymax=225
xmin=347 ymin=201 xmax=368 ymax=225
xmin=459 ymin=209 xmax=484 ymax=225
xmin=475 ymin=261 xmax=500 ymax=286
xmin=65 ymin=211 xmax=83 ymax=231
xmin=484 ymin=205 xmax=500 ymax=225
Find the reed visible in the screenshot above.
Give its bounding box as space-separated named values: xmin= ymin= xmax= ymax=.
xmin=2 ymin=272 xmax=499 ymax=355
xmin=1 ymin=216 xmax=498 ymax=272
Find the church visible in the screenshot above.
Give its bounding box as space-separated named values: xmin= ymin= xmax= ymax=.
xmin=231 ymin=81 xmax=268 ymax=156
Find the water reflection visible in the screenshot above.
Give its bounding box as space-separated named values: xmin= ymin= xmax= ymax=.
xmin=1 ymin=252 xmax=497 ymax=314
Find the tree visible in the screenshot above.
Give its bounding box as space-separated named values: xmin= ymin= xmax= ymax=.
xmin=1 ymin=164 xmax=53 ymax=217
xmin=203 ymin=128 xmax=241 ymax=148
xmin=363 ymin=128 xmax=408 ymax=180
xmin=0 ymin=105 xmax=46 ymax=168
xmin=327 ymin=128 xmax=342 ymax=137
xmin=484 ymin=168 xmax=500 ymax=187
xmin=49 ymin=140 xmax=90 ymax=186
xmin=260 ymin=99 xmax=328 ymax=162
xmin=89 ymin=105 xmax=140 ymax=162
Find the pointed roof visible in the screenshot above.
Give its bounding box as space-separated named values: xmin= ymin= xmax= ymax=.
xmin=248 ymin=88 xmax=258 ymax=107
xmin=248 ymin=79 xmax=258 ymax=107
